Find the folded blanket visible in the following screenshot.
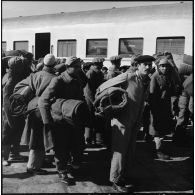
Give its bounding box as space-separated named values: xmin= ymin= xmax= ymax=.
xmin=9 ymin=86 xmax=35 ymax=117
xmin=94 ymin=87 xmax=128 ymax=118
xmin=51 ymin=99 xmax=91 ymax=128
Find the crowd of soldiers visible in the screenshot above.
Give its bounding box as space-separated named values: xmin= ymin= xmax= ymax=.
xmin=2 ymin=49 xmax=193 ymax=193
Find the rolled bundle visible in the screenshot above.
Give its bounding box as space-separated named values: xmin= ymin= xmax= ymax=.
xmin=94 ymin=87 xmax=128 ymax=118
xmin=9 ymin=86 xmax=34 ymax=117
xmin=51 ymin=99 xmax=91 ymax=128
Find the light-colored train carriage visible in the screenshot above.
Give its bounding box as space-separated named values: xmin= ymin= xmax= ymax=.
xmin=2 ymin=2 xmax=192 ymax=67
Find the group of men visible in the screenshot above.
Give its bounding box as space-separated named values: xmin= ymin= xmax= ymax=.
xmin=2 ymin=50 xmax=193 ymax=193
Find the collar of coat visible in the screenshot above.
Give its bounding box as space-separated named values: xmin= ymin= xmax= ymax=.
xmin=60 ymin=70 xmax=77 ymax=83
xmin=42 ymin=66 xmax=55 ymax=74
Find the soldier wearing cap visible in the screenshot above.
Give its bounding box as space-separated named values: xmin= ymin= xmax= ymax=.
xmin=96 ymin=55 xmax=155 ymax=192
xmin=148 ymin=57 xmax=176 ymax=160
xmin=13 ymin=54 xmax=57 ymax=174
xmin=84 ymin=57 xmax=105 ymax=146
xmin=38 ymin=56 xmax=87 ymax=184
xmin=107 ymin=55 xmax=122 ymax=80
xmin=2 ymin=56 xmax=32 ymax=166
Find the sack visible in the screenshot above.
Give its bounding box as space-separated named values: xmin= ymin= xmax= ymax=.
xmin=94 ymin=87 xmax=128 ymax=117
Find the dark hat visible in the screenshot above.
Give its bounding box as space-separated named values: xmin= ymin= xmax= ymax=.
xmin=109 ymin=55 xmax=122 ymax=61
xmin=134 ymin=55 xmax=155 ymax=63
xmin=92 ymin=57 xmax=105 ymax=64
xmin=66 ymin=56 xmax=81 ymax=67
xmin=43 ymin=54 xmax=56 ymax=67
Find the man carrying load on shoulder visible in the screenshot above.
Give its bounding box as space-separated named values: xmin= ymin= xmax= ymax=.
xmin=95 ymin=55 xmax=155 ymax=193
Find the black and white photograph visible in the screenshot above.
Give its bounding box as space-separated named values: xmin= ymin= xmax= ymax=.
xmin=2 ymin=1 xmax=193 ymax=193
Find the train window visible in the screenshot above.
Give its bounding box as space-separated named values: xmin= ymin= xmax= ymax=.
xmin=156 ymin=37 xmax=185 ymax=55
xmin=119 ymin=38 xmax=143 ymax=57
xmin=14 ymin=41 xmax=29 ymax=51
xmin=86 ymin=39 xmax=108 ymax=57
xmin=2 ymin=41 xmax=6 ymax=52
xmin=58 ymin=40 xmax=76 ymax=57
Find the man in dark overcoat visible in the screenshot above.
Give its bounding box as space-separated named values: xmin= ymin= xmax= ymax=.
xmin=149 ymin=58 xmax=176 ymax=160
xmin=38 ymin=56 xmax=88 ymax=184
xmin=2 ymin=56 xmax=32 ymax=166
xmin=83 ymin=57 xmax=105 ymax=146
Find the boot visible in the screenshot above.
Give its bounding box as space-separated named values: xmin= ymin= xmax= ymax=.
xmin=154 ymin=137 xmax=170 ymax=160
xmin=2 ymin=145 xmax=11 ymax=166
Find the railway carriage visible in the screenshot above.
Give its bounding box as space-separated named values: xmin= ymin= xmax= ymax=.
xmin=2 ymin=2 xmax=192 ymax=67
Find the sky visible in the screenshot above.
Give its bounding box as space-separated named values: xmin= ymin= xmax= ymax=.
xmin=2 ymin=1 xmax=183 ymax=19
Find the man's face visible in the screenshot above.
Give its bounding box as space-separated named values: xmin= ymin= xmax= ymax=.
xmin=67 ymin=64 xmax=81 ymax=77
xmin=92 ymin=64 xmax=102 ymax=72
xmin=137 ymin=61 xmax=152 ymax=76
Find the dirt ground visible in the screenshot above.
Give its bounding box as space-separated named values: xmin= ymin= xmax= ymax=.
xmin=2 ymin=129 xmax=194 ymax=194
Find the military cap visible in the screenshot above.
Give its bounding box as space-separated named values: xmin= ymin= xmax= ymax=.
xmin=43 ymin=54 xmax=56 ymax=67
xmin=92 ymin=57 xmax=105 ymax=63
xmin=109 ymin=55 xmax=122 ymax=61
xmin=66 ymin=56 xmax=82 ymax=67
xmin=134 ymin=55 xmax=155 ymax=63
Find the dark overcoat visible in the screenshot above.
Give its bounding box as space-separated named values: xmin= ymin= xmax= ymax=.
xmin=38 ymin=70 xmax=85 ymax=150
xmin=149 ymin=71 xmax=175 ymax=137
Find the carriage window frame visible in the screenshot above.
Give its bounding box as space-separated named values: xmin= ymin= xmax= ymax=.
xmin=118 ymin=38 xmax=144 ymax=57
xmin=57 ymin=39 xmax=77 ymax=57
xmin=86 ymin=39 xmax=108 ymax=58
xmin=13 ymin=41 xmax=29 ymax=51
xmin=2 ymin=41 xmax=6 ymax=52
xmin=156 ymin=36 xmax=185 ymax=55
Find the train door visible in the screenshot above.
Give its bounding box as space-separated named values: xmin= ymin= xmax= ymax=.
xmin=35 ymin=33 xmax=50 ymax=60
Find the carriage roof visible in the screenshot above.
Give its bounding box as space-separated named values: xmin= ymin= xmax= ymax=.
xmin=3 ymin=2 xmax=192 ymax=30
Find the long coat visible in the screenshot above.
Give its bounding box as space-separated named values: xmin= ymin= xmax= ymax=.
xmin=97 ymin=71 xmax=150 ymax=183
xmin=38 ymin=70 xmax=85 ymax=150
xmin=14 ymin=66 xmax=57 ymax=150
xmin=2 ymin=59 xmax=31 ymax=145
xmin=148 ymin=71 xmax=175 ymax=137
xmin=84 ymin=68 xmax=104 ymax=116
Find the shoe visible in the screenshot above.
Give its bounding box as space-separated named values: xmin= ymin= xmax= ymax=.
xmin=26 ymin=168 xmax=48 ymax=175
xmin=70 ymin=161 xmax=80 ymax=170
xmin=3 ymin=160 xmax=10 ymax=166
xmin=9 ymin=155 xmax=28 ymax=162
xmin=156 ymin=151 xmax=170 ymax=160
xmin=58 ymin=171 xmax=73 ymax=185
xmin=112 ymin=182 xmax=133 ymax=193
